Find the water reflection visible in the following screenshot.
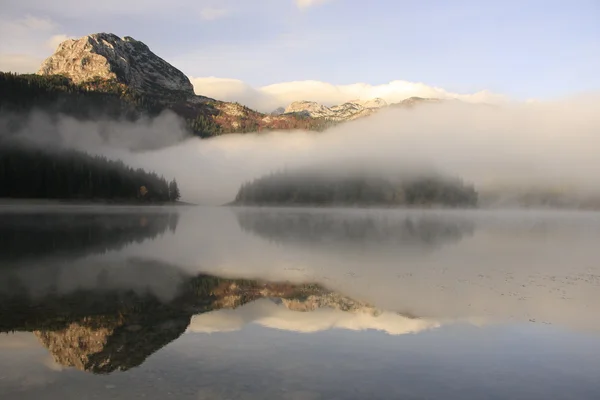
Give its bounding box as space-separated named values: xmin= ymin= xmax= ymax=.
xmin=188 ymin=298 xmax=441 ymax=335
xmin=0 ymin=207 xmax=179 ymax=264
xmin=2 ymin=206 xmax=600 ymax=333
xmin=1 ymin=206 xmax=600 ymax=399
xmin=235 ymin=207 xmax=475 ymax=250
xmin=2 ymin=261 xmax=413 ymax=374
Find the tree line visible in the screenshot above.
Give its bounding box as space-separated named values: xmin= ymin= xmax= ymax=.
xmin=0 ymin=72 xmax=212 ymax=136
xmin=0 ymin=72 xmax=184 ymax=202
xmin=0 ymin=72 xmax=165 ymax=120
xmin=0 ymin=140 xmax=181 ymax=202
xmin=233 ymin=169 xmax=478 ymax=207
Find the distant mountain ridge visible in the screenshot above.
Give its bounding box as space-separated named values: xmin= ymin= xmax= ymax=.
xmin=281 ymin=96 xmax=445 ymax=121
xmin=283 ymin=98 xmax=387 ymax=121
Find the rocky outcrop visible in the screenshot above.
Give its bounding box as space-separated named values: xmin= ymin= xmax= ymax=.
xmin=35 ymin=314 xmax=191 ymax=374
xmin=285 ymin=100 xmax=335 ymax=118
xmin=37 ymin=33 xmax=194 ymax=97
xmin=352 ymin=98 xmax=388 ymax=109
xmin=283 ymin=98 xmax=389 ymax=121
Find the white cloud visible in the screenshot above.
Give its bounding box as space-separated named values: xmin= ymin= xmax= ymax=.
xmin=187 ymin=298 xmax=442 ymax=335
xmin=0 ymin=15 xmax=68 ymax=72
xmin=45 ymin=34 xmax=73 ymax=51
xmin=189 ymin=76 xmax=508 ymax=112
xmin=199 ymin=7 xmax=232 ymax=21
xmin=190 ymin=76 xmax=281 ymax=110
xmin=295 ymin=0 xmax=333 ymax=9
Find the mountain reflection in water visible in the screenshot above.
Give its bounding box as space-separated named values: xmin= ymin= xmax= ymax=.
xmin=1 ymin=262 xmax=423 ymax=374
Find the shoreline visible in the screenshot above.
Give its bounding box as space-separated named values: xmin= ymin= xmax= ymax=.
xmin=0 ymin=198 xmax=197 ymax=207
xmin=225 ymin=202 xmax=600 ymax=212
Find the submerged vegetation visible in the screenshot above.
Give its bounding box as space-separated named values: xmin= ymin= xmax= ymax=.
xmin=233 ymin=168 xmax=478 ymax=207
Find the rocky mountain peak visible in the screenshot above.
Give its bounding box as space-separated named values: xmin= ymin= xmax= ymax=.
xmin=283 ymin=98 xmax=388 ymax=121
xmin=284 ymin=100 xmax=331 ymax=116
xmin=37 ymin=33 xmax=194 ymax=97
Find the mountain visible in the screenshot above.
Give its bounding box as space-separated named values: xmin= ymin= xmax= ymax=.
xmin=38 ymin=33 xmax=194 ymax=98
xmin=3 ymin=32 xmax=450 ymax=138
xmin=1 ymin=33 xmax=333 ymax=138
xmin=284 ymin=98 xmax=388 ymax=121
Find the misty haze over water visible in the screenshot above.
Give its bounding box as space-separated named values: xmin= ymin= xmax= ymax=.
xmin=4 ymin=97 xmax=600 ymax=206
xmin=1 ymin=205 xmax=599 ymax=399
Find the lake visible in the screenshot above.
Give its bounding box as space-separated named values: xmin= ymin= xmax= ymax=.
xmin=1 ymin=205 xmax=599 ymax=399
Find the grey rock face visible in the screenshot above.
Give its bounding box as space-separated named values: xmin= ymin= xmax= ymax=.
xmin=37 ymin=33 xmax=194 ymax=97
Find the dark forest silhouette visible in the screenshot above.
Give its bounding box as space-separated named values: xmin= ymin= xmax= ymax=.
xmin=0 ymin=140 xmax=180 ymax=202
xmin=0 ymin=210 xmax=180 ymax=263
xmin=233 ymin=168 xmax=478 ymax=207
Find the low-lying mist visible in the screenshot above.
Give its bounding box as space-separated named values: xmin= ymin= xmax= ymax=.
xmin=3 ymin=207 xmax=600 ymax=333
xmin=0 ymin=109 xmax=187 ymax=152
xmin=3 ymin=95 xmax=600 ymax=206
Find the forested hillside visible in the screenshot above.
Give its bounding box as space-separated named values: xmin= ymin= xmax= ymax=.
xmin=0 ymin=72 xmax=219 ymax=136
xmin=0 ymin=140 xmax=180 ymax=202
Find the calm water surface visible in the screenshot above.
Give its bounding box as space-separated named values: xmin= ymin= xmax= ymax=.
xmin=1 ymin=205 xmax=599 ymax=399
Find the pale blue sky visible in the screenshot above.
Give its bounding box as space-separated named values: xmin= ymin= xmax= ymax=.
xmin=1 ymin=0 xmax=599 ymax=101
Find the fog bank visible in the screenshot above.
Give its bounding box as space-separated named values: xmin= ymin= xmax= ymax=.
xmin=130 ymin=97 xmax=600 ymax=204
xmin=3 ymin=95 xmax=600 ymax=205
